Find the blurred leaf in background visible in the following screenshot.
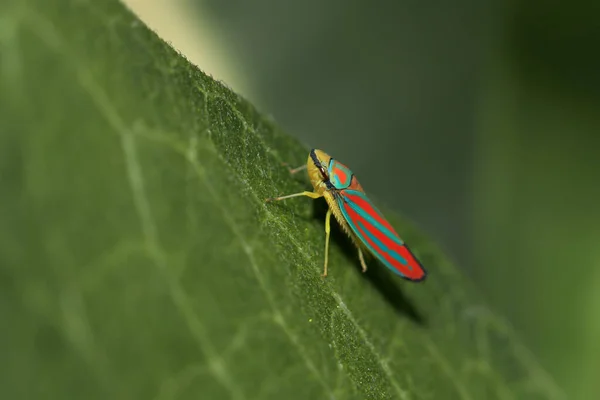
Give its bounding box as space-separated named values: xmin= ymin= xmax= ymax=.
xmin=122 ymin=0 xmax=600 ymax=398
xmin=474 ymin=1 xmax=600 ymax=398
xmin=0 ymin=0 xmax=572 ymax=399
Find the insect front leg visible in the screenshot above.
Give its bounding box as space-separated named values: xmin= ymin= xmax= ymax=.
xmin=280 ymin=162 xmax=308 ymax=175
xmin=265 ymin=191 xmax=322 ymax=203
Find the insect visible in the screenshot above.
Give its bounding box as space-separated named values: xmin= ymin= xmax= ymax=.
xmin=265 ymin=149 xmax=427 ymax=281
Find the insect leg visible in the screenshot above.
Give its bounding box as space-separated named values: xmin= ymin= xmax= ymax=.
xmin=280 ymin=162 xmax=308 ymax=175
xmin=358 ymin=247 xmax=368 ymax=273
xmin=289 ymin=165 xmax=308 ymax=175
xmin=265 ymin=191 xmax=322 ymax=203
xmin=323 ymin=208 xmax=332 ymax=277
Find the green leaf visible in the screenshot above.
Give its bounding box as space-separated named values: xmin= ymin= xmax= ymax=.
xmin=0 ymin=1 xmax=565 ymax=399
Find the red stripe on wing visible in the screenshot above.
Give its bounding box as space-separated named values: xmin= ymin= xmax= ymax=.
xmin=343 ymin=192 xmax=398 ymax=237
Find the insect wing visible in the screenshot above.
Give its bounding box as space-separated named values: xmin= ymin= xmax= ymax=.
xmin=337 ymin=190 xmax=427 ymax=281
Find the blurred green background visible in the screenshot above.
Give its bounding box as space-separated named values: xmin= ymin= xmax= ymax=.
xmin=124 ymin=0 xmax=600 ymax=398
